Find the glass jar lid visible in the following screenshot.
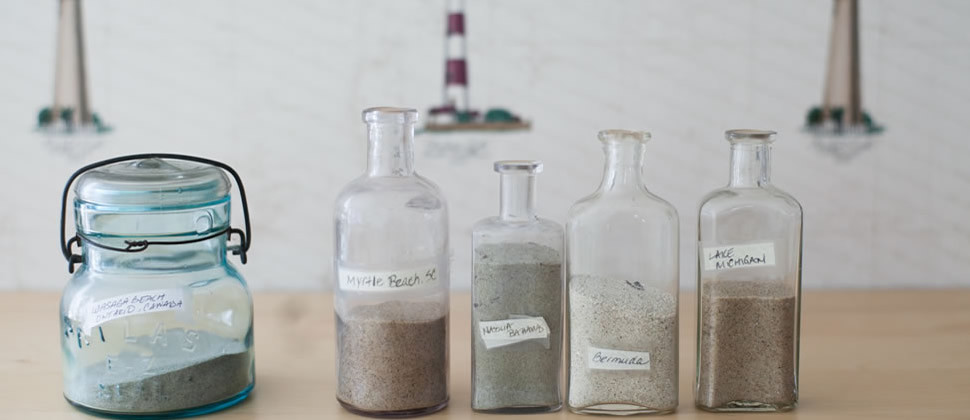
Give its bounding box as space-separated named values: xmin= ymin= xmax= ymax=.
xmin=61 ymin=154 xmax=252 ymax=273
xmin=74 ymin=158 xmax=231 ymax=208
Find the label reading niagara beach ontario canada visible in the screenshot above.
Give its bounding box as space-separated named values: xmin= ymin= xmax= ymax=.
xmin=479 ymin=316 xmax=550 ymax=349
xmin=703 ymin=242 xmax=776 ymax=272
xmin=81 ymin=289 xmax=187 ymax=333
xmin=588 ymin=347 xmax=651 ymax=371
xmin=338 ymin=265 xmax=439 ymax=292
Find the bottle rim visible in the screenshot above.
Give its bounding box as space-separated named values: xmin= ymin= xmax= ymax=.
xmin=494 ymin=160 xmax=543 ymax=174
xmin=597 ymin=129 xmax=651 ymax=143
xmin=726 ymin=129 xmax=777 ymax=143
xmin=362 ymin=107 xmax=419 ymax=124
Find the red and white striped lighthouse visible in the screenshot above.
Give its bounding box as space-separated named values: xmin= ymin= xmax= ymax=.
xmin=443 ymin=0 xmax=469 ymax=113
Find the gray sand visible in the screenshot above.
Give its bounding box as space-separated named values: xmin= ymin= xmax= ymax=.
xmin=472 ymin=242 xmax=562 ymax=411
xmin=336 ymin=301 xmax=448 ymax=412
xmin=568 ymin=275 xmax=678 ymax=413
xmin=64 ymin=330 xmax=252 ymax=414
xmin=697 ymin=280 xmax=797 ymax=409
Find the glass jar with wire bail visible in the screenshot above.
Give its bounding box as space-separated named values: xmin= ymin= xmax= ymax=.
xmin=471 ymin=160 xmax=563 ymax=413
xmin=59 ymin=154 xmax=255 ymax=418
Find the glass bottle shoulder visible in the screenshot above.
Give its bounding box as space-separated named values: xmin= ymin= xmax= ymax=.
xmin=472 ymin=216 xmax=563 ymax=244
xmin=473 ymin=215 xmax=561 ymax=233
xmin=699 ymin=184 xmax=802 ymax=219
xmin=472 ymin=217 xmax=563 ymax=264
xmin=335 ymin=172 xmax=447 ymax=216
xmin=567 ymin=187 xmax=678 ymax=226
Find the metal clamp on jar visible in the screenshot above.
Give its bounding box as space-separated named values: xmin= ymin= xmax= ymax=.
xmin=59 ymin=154 xmax=255 ymax=418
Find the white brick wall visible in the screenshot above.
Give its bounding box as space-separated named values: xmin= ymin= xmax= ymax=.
xmin=0 ymin=0 xmax=967 ymax=290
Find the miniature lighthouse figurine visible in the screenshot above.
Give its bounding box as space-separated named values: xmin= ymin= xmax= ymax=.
xmin=39 ymin=0 xmax=108 ymax=132
xmin=444 ymin=0 xmax=470 ymax=114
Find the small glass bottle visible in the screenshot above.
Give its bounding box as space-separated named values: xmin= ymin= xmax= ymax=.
xmin=695 ymin=129 xmax=802 ymax=412
xmin=566 ymin=130 xmax=679 ymax=415
xmin=59 ymin=155 xmax=255 ymax=418
xmin=471 ymin=160 xmax=563 ymax=413
xmin=333 ymin=107 xmax=450 ymax=417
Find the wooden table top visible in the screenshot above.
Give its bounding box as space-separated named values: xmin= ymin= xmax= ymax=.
xmin=1 ymin=290 xmax=968 ymax=419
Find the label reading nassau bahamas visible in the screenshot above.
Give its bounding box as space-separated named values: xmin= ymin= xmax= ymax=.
xmin=588 ymin=347 xmax=651 ymax=371
xmin=81 ymin=289 xmax=187 ymax=333
xmin=703 ymin=242 xmax=776 ymax=272
xmin=338 ymin=264 xmax=440 ymax=292
xmin=479 ymin=316 xmax=550 ymax=349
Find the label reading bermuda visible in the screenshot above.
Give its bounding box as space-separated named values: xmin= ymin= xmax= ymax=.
xmin=338 ymin=264 xmax=440 ymax=292
xmin=587 ymin=346 xmax=651 ymax=371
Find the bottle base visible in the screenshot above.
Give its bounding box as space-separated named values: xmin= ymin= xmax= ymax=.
xmin=696 ymin=400 xmax=797 ymax=413
xmin=568 ymin=403 xmax=675 ymax=416
xmin=65 ymin=383 xmax=253 ymax=419
xmin=337 ymin=398 xmax=449 ymax=418
xmin=472 ymin=403 xmax=562 ymax=414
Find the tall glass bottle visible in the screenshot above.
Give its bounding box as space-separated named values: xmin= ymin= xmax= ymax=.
xmin=695 ymin=129 xmax=802 ymax=412
xmin=566 ymin=130 xmax=679 ymax=415
xmin=471 ymin=160 xmax=563 ymax=413
xmin=333 ymin=107 xmax=450 ymax=417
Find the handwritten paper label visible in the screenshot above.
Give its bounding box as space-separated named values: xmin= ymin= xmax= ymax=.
xmin=479 ymin=316 xmax=550 ymax=349
xmin=703 ymin=242 xmax=776 ymax=272
xmin=81 ymin=289 xmax=187 ymax=333
xmin=587 ymin=347 xmax=651 ymax=371
xmin=338 ymin=265 xmax=440 ymax=292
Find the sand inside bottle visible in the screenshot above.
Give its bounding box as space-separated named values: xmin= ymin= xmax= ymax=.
xmin=472 ymin=242 xmax=562 ymax=411
xmin=336 ymin=300 xmax=448 ymax=413
xmin=64 ymin=329 xmax=252 ymax=414
xmin=697 ymin=279 xmax=798 ymax=410
xmin=568 ymin=275 xmax=678 ymax=413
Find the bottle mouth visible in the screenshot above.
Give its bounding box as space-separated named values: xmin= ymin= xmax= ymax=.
xmin=597 ymin=129 xmax=651 ymax=143
xmin=362 ymin=107 xmax=419 ymax=124
xmin=494 ymin=160 xmax=543 ymax=174
xmin=726 ymin=129 xmax=776 ymax=144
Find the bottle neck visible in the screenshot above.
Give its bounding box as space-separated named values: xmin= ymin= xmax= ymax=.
xmin=499 ymin=172 xmax=537 ymax=222
xmin=599 ymin=140 xmax=645 ymax=193
xmin=367 ymin=122 xmax=415 ymax=177
xmin=82 ymin=237 xmax=227 ymax=273
xmin=729 ymin=143 xmax=771 ymax=187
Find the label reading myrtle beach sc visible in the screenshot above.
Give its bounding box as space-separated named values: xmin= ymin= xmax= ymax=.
xmin=479 ymin=316 xmax=550 ymax=349
xmin=81 ymin=289 xmax=187 ymax=333
xmin=339 ymin=265 xmax=440 ymax=292
xmin=703 ymin=242 xmax=776 ymax=272
xmin=588 ymin=347 xmax=651 ymax=371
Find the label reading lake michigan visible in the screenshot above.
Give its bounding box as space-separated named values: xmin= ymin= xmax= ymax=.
xmin=587 ymin=347 xmax=651 ymax=371
xmin=81 ymin=289 xmax=187 ymax=333
xmin=338 ymin=265 xmax=440 ymax=292
xmin=479 ymin=316 xmax=550 ymax=349
xmin=703 ymin=242 xmax=776 ymax=271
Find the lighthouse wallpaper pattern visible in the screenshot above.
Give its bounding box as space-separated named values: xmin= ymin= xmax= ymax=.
xmin=0 ymin=0 xmax=968 ymax=291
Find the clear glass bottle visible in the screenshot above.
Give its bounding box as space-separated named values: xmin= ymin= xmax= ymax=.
xmin=566 ymin=130 xmax=680 ymax=415
xmin=471 ymin=160 xmax=563 ymax=413
xmin=695 ymin=129 xmax=802 ymax=412
xmin=59 ymin=155 xmax=255 ymax=418
xmin=333 ymin=107 xmax=450 ymax=417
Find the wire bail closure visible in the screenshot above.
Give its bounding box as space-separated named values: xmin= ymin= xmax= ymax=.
xmin=60 ymin=153 xmax=253 ymax=273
